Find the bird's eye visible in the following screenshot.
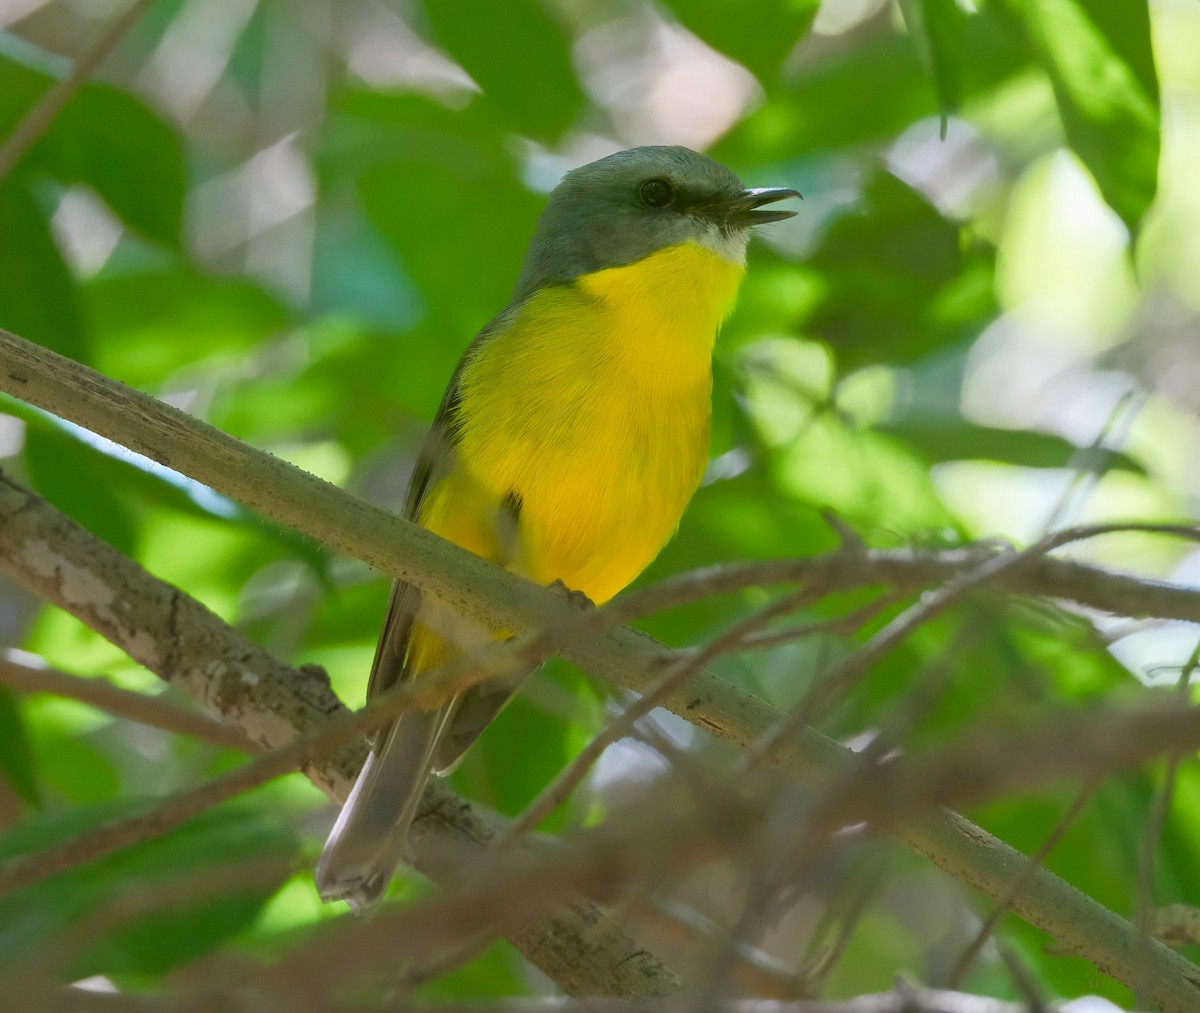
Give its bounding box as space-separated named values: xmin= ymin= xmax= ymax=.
xmin=638 ymin=178 xmax=674 ymax=208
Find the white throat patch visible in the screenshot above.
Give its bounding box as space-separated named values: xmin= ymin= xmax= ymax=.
xmin=694 ymin=221 xmax=750 ymax=266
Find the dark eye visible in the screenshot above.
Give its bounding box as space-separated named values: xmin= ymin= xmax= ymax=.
xmin=638 ymin=178 xmax=674 ymax=208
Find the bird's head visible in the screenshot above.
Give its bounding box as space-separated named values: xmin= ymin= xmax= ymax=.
xmin=515 ymin=145 xmax=800 ymax=299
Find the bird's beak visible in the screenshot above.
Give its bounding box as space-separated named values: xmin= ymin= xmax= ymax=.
xmin=728 ymin=186 xmax=803 ymax=225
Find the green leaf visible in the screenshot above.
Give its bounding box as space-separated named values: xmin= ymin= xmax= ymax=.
xmin=31 ymin=719 xmax=120 ymax=804
xmin=0 ymin=45 xmax=185 ymax=245
xmin=898 ymin=0 xmax=966 ymax=124
xmin=829 ymin=601 xmax=1135 ymax=755
xmin=414 ymin=938 xmax=530 ymax=999
xmin=0 ymin=800 xmax=295 ymax=979
xmin=85 ymin=264 xmax=291 ymax=386
xmin=23 ymin=424 xmax=139 ymax=556
xmin=421 ymin=0 xmax=583 ymax=139
xmin=659 ymin=0 xmax=819 ymax=80
xmin=0 ymin=178 xmax=89 ymax=360
xmin=0 ymin=36 xmax=54 ymax=135
xmin=995 ymin=0 xmax=1160 ymax=229
xmin=320 ymin=94 xmax=541 ymax=415
xmin=803 ymin=170 xmax=996 ymax=373
xmin=42 ymin=83 xmax=187 ymax=247
xmin=0 ymin=689 xmax=40 ymax=808
xmin=718 ymin=10 xmax=1030 ymax=160
xmin=721 ymin=32 xmax=931 ymax=158
xmin=878 ymin=419 xmax=1146 ymax=474
xmin=321 ymin=93 xmax=540 ymax=328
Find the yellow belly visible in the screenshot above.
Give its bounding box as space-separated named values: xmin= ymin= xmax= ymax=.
xmin=421 ymin=241 xmax=745 ymax=605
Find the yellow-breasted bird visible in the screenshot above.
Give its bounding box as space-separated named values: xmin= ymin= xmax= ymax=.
xmin=315 ymin=145 xmax=799 ymax=911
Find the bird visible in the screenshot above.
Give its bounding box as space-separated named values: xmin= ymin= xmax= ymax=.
xmin=315 ymin=145 xmax=800 ymax=912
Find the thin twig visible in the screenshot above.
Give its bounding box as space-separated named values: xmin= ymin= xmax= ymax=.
xmin=803 ymin=857 xmax=887 ymax=996
xmin=735 ymin=545 xmax=1026 ymax=774
xmin=499 ymin=585 xmax=821 ymax=843
xmin=606 ymin=521 xmax=1200 ymax=630
xmin=1133 ymin=640 xmax=1200 ymax=1005
xmin=249 ymin=697 xmax=1200 ymax=1008
xmin=735 ymin=590 xmax=907 ymax=651
xmin=1040 ymin=389 xmax=1140 ymax=534
xmin=636 ymin=897 xmax=810 ymax=999
xmin=4 ymin=464 xmax=1200 ymax=1005
xmin=997 ymin=943 xmax=1050 ymax=1012
xmin=0 ymin=641 xmax=511 ymax=897
xmin=736 ymin=522 xmax=1200 ymax=776
xmin=5 ymin=332 xmax=1200 ymax=1006
xmin=0 ymin=653 xmax=257 ymax=751
xmin=0 ymin=0 xmax=157 ymax=182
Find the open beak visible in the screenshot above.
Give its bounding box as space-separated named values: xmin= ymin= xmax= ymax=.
xmin=735 ymin=186 xmax=803 ymax=224
xmin=691 ymin=185 xmax=802 ymax=228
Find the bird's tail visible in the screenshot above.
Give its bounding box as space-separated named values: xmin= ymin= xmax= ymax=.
xmin=314 ymin=703 xmax=453 ymax=914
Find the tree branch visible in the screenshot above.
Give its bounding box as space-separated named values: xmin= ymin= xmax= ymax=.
xmin=2 ymin=328 xmax=1198 ymax=639
xmin=34 ymin=986 xmax=1058 ymax=1013
xmin=4 ymin=328 xmax=1200 ymax=1008
xmin=0 ymin=472 xmax=681 ymax=999
xmin=0 ymin=652 xmax=258 ymax=752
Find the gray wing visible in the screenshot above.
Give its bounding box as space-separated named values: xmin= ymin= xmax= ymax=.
xmin=314 ymin=389 xmax=461 ymax=911
xmin=363 ymin=371 xmax=463 ymax=707
xmin=368 ymin=307 xmax=532 ymax=769
xmin=316 ymin=311 xmax=528 ymax=911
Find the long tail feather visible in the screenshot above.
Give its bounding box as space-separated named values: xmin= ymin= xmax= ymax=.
xmin=314 ymin=704 xmax=453 ymax=913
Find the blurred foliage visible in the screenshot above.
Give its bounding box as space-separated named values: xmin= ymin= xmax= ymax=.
xmin=0 ymin=0 xmax=1198 ymax=1005
xmin=0 ymin=798 xmax=295 ymax=979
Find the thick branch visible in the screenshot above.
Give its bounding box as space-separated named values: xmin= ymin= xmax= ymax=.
xmin=2 ymin=329 xmax=1198 ymax=636
xmin=3 ymin=329 xmax=1200 ymax=1008
xmin=0 ymin=472 xmax=680 ymax=999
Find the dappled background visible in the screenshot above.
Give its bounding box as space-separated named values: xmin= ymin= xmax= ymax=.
xmin=0 ymin=0 xmax=1198 ymax=1006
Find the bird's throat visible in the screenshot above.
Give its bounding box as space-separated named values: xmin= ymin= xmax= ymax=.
xmin=575 ymin=242 xmax=746 ymax=360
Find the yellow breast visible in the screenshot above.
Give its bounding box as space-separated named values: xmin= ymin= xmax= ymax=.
xmin=423 ymin=242 xmax=745 ymax=604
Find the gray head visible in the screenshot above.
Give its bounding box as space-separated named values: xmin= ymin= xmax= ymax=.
xmin=513 ymin=146 xmax=799 ymax=301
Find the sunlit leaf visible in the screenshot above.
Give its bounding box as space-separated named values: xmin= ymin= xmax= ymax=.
xmin=878 ymin=419 xmax=1146 ymax=474
xmin=995 ymin=0 xmax=1160 ymax=229
xmin=718 ymin=9 xmax=1030 ymax=159
xmin=24 ymin=425 xmax=139 ymax=555
xmin=660 ymin=0 xmax=819 ymax=80
xmin=0 ymin=178 xmax=88 ymax=360
xmin=0 ymin=45 xmax=185 ymax=245
xmin=85 ymin=264 xmax=291 ymax=385
xmin=898 ymin=0 xmax=966 ymax=124
xmin=421 ymin=0 xmax=583 ymax=139
xmin=802 ymin=170 xmax=996 ymax=373
xmin=0 ymin=801 xmax=294 ymax=978
xmin=0 ymin=689 xmax=40 ymax=808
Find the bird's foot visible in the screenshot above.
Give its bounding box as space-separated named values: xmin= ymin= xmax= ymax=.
xmin=547 ymin=579 xmax=594 ymax=611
